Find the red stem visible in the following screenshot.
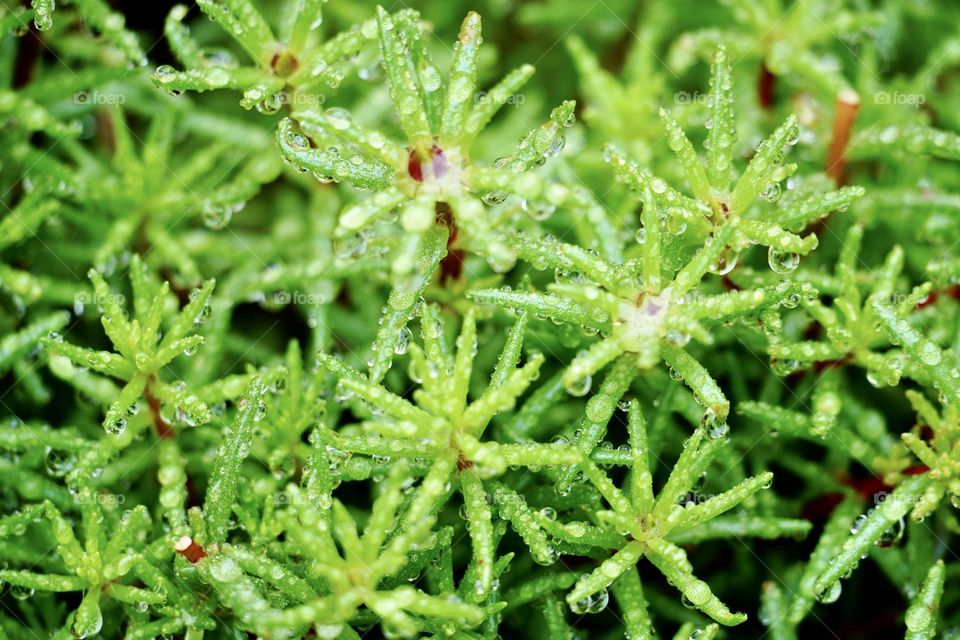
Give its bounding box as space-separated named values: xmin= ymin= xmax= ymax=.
xmin=825 ymin=89 xmax=861 ymax=185
xmin=757 ymin=62 xmax=776 ymax=110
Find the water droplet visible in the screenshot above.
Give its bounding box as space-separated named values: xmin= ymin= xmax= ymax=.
xmin=570 ymin=589 xmax=609 ymax=614
xmin=850 ymin=513 xmax=869 ymax=535
xmin=333 ymin=233 xmax=367 ymax=259
xmin=153 ymin=65 xmax=176 ymax=84
xmin=815 ymin=581 xmax=841 ymax=604
xmin=543 ymin=136 xmax=566 ymax=159
xmin=201 ymin=201 xmax=233 ymax=230
xmin=486 ymin=251 xmax=516 ymax=273
xmin=564 ymin=375 xmax=592 ymax=397
xmin=421 ymin=67 xmax=442 ymax=92
xmin=521 ymin=198 xmax=556 ymax=221
xmin=45 ymin=448 xmax=77 ymax=477
xmin=255 ymin=93 xmax=285 ymax=114
xmin=708 ymin=249 xmax=738 ymax=276
xmin=780 ymin=293 xmax=801 ymax=309
xmin=285 ymin=130 xmax=310 ymax=150
xmin=10 ymin=585 xmax=34 ymax=600
xmin=209 ymin=557 xmax=241 ymax=582
xmin=534 ymin=545 xmax=559 ymax=565
xmin=787 ymin=125 xmax=801 ymax=146
xmin=34 ymin=13 xmax=53 ymax=31
xmin=767 ymin=247 xmax=799 ymax=274
xmin=917 ymin=342 xmax=942 ymax=366
xmin=105 ymin=415 xmax=127 ymax=435
xmin=667 ymin=217 xmax=687 ymax=234
xmin=394 ymin=327 xmax=410 ymax=355
xmin=699 ymin=408 xmax=729 ymax=439
xmin=770 ymin=358 xmax=800 ymax=376
xmin=760 ymin=182 xmax=782 ymax=202
xmin=481 ymin=190 xmax=508 ymax=206
xmin=325 ymin=107 xmax=352 ymax=130
xmin=665 ymin=330 xmax=691 ymax=347
xmin=875 ymin=517 xmax=904 ymax=547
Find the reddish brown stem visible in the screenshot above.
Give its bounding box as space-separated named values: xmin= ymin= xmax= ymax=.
xmin=757 ymin=62 xmax=776 ymax=110
xmin=811 ymin=354 xmax=853 ymax=374
xmin=825 ymin=89 xmax=861 ymax=185
xmin=436 ymin=202 xmax=464 ymax=282
xmin=916 ymin=284 xmax=960 ymax=309
xmin=175 ymin=535 xmax=206 ymax=563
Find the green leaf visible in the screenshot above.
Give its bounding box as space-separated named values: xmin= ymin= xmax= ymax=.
xmin=705 ymin=46 xmax=734 ymax=193
xmin=645 ymin=537 xmax=747 ymax=626
xmin=905 ymin=560 xmax=945 ymax=640
xmin=203 ymin=377 xmax=266 ymax=544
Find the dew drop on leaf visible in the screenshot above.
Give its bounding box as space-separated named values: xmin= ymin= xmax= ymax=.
xmin=325 ymin=107 xmax=353 ymax=130
xmin=760 ymin=182 xmax=782 ymax=202
xmin=767 ymin=247 xmax=800 ymax=274
xmin=10 ymin=585 xmax=34 ymax=600
xmin=875 ymin=517 xmax=904 ymax=547
xmin=815 ymin=581 xmax=841 ymax=604
xmin=564 ymin=374 xmax=592 ymax=397
xmin=699 ymin=407 xmax=729 ymax=439
xmin=153 ymin=65 xmax=176 ymax=84
xmin=707 ymin=249 xmax=738 ymax=275
xmin=481 ymin=190 xmax=508 ymax=206
xmin=770 ymin=358 xmax=800 ymax=376
xmin=44 ymin=447 xmax=77 ymax=477
xmin=394 ymin=327 xmax=410 ymax=355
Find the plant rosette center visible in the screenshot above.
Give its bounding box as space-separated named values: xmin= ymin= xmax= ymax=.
xmin=405 ymin=144 xmax=465 ymax=198
xmin=631 ymin=513 xmax=663 ymax=542
xmin=613 ymin=289 xmax=674 ymax=354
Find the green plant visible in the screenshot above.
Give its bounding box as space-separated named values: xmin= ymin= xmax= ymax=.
xmin=3 ymin=1 xmax=960 ymax=638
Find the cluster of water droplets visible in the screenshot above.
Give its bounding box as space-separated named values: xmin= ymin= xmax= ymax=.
xmin=568 ymin=588 xmax=609 ymax=615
